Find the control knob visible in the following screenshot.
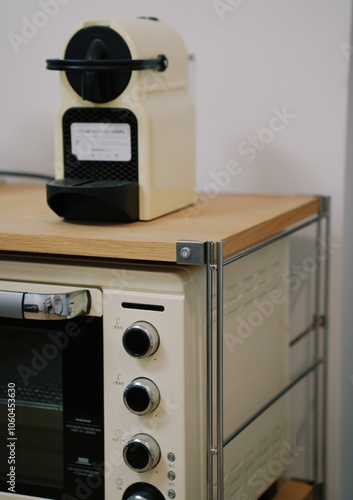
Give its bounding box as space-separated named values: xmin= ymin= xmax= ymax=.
xmin=123 ymin=482 xmax=165 ymax=500
xmin=123 ymin=433 xmax=160 ymax=472
xmin=122 ymin=321 xmax=159 ymax=358
xmin=123 ymin=377 xmax=160 ymax=415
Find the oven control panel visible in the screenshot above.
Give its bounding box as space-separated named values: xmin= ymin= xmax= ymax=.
xmin=103 ymin=274 xmax=206 ymax=500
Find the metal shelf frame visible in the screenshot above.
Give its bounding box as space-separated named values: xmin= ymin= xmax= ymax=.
xmin=178 ymin=196 xmax=330 ymax=500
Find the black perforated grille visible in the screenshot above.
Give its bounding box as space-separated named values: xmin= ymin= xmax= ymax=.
xmin=62 ymin=107 xmax=138 ymax=181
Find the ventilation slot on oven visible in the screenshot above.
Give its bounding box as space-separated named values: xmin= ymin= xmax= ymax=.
xmin=122 ymin=302 xmax=165 ymax=312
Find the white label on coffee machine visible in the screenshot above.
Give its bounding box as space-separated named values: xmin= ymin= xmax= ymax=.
xmin=71 ymin=123 xmax=132 ymax=161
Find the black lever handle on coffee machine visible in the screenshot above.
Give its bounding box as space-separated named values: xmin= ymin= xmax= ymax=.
xmin=46 ymin=29 xmax=168 ymax=102
xmin=47 ymin=35 xmax=168 ymax=102
xmin=46 ymin=54 xmax=168 ymax=72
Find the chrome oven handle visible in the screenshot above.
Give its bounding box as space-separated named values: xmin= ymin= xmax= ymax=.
xmin=0 ymin=290 xmax=91 ymax=320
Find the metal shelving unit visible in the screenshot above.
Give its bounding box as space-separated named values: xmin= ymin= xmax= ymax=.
xmin=177 ymin=196 xmax=330 ymax=500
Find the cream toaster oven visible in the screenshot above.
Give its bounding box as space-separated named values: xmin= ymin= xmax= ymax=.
xmin=0 ymin=239 xmax=289 ymax=500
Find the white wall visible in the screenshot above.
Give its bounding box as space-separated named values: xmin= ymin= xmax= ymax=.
xmin=0 ymin=1 xmax=352 ymax=498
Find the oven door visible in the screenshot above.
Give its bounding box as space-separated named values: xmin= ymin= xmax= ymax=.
xmin=0 ymin=285 xmax=104 ymax=500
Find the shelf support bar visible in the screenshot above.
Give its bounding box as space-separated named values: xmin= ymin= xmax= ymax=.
xmin=216 ymin=240 xmax=224 ymax=500
xmin=206 ymin=241 xmax=215 ymax=500
xmin=224 ymin=359 xmax=323 ymax=448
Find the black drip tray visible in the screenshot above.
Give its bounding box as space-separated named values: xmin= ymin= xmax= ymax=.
xmin=46 ymin=178 xmax=139 ymax=223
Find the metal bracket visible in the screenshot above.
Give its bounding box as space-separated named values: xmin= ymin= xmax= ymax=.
xmin=176 ymin=240 xmax=205 ymax=265
xmin=319 ymin=195 xmax=331 ymax=217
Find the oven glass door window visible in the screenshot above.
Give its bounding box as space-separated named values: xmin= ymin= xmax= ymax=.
xmin=0 ymin=320 xmax=63 ymax=497
xmin=0 ymin=316 xmax=104 ymax=499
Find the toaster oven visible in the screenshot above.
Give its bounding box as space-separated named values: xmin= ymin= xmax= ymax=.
xmin=0 ymin=238 xmax=289 ymax=500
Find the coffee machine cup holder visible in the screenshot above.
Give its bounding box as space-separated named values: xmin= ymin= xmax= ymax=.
xmin=46 ymin=179 xmax=139 ymax=223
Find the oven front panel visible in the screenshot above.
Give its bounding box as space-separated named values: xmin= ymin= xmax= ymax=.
xmin=0 ymin=263 xmax=207 ymax=500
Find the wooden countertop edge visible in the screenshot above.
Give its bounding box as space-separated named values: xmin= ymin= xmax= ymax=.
xmin=222 ymin=197 xmax=320 ymax=258
xmin=0 ymin=235 xmax=174 ymax=262
xmin=0 ymin=197 xmax=320 ymax=263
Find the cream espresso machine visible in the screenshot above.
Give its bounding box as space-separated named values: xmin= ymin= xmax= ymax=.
xmin=46 ymin=18 xmax=196 ymax=222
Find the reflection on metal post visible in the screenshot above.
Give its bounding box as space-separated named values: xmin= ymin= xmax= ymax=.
xmin=206 ymin=241 xmax=214 ymax=500
xmin=216 ymin=241 xmax=224 ymax=500
xmin=313 ymin=211 xmax=322 ymax=495
xmin=321 ymin=197 xmax=331 ymax=500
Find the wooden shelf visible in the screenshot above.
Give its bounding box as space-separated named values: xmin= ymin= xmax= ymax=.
xmin=0 ymin=184 xmax=319 ymax=262
xmin=274 ymin=479 xmax=314 ymax=500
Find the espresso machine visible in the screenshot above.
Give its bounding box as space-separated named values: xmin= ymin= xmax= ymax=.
xmin=46 ymin=18 xmax=196 ymax=222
